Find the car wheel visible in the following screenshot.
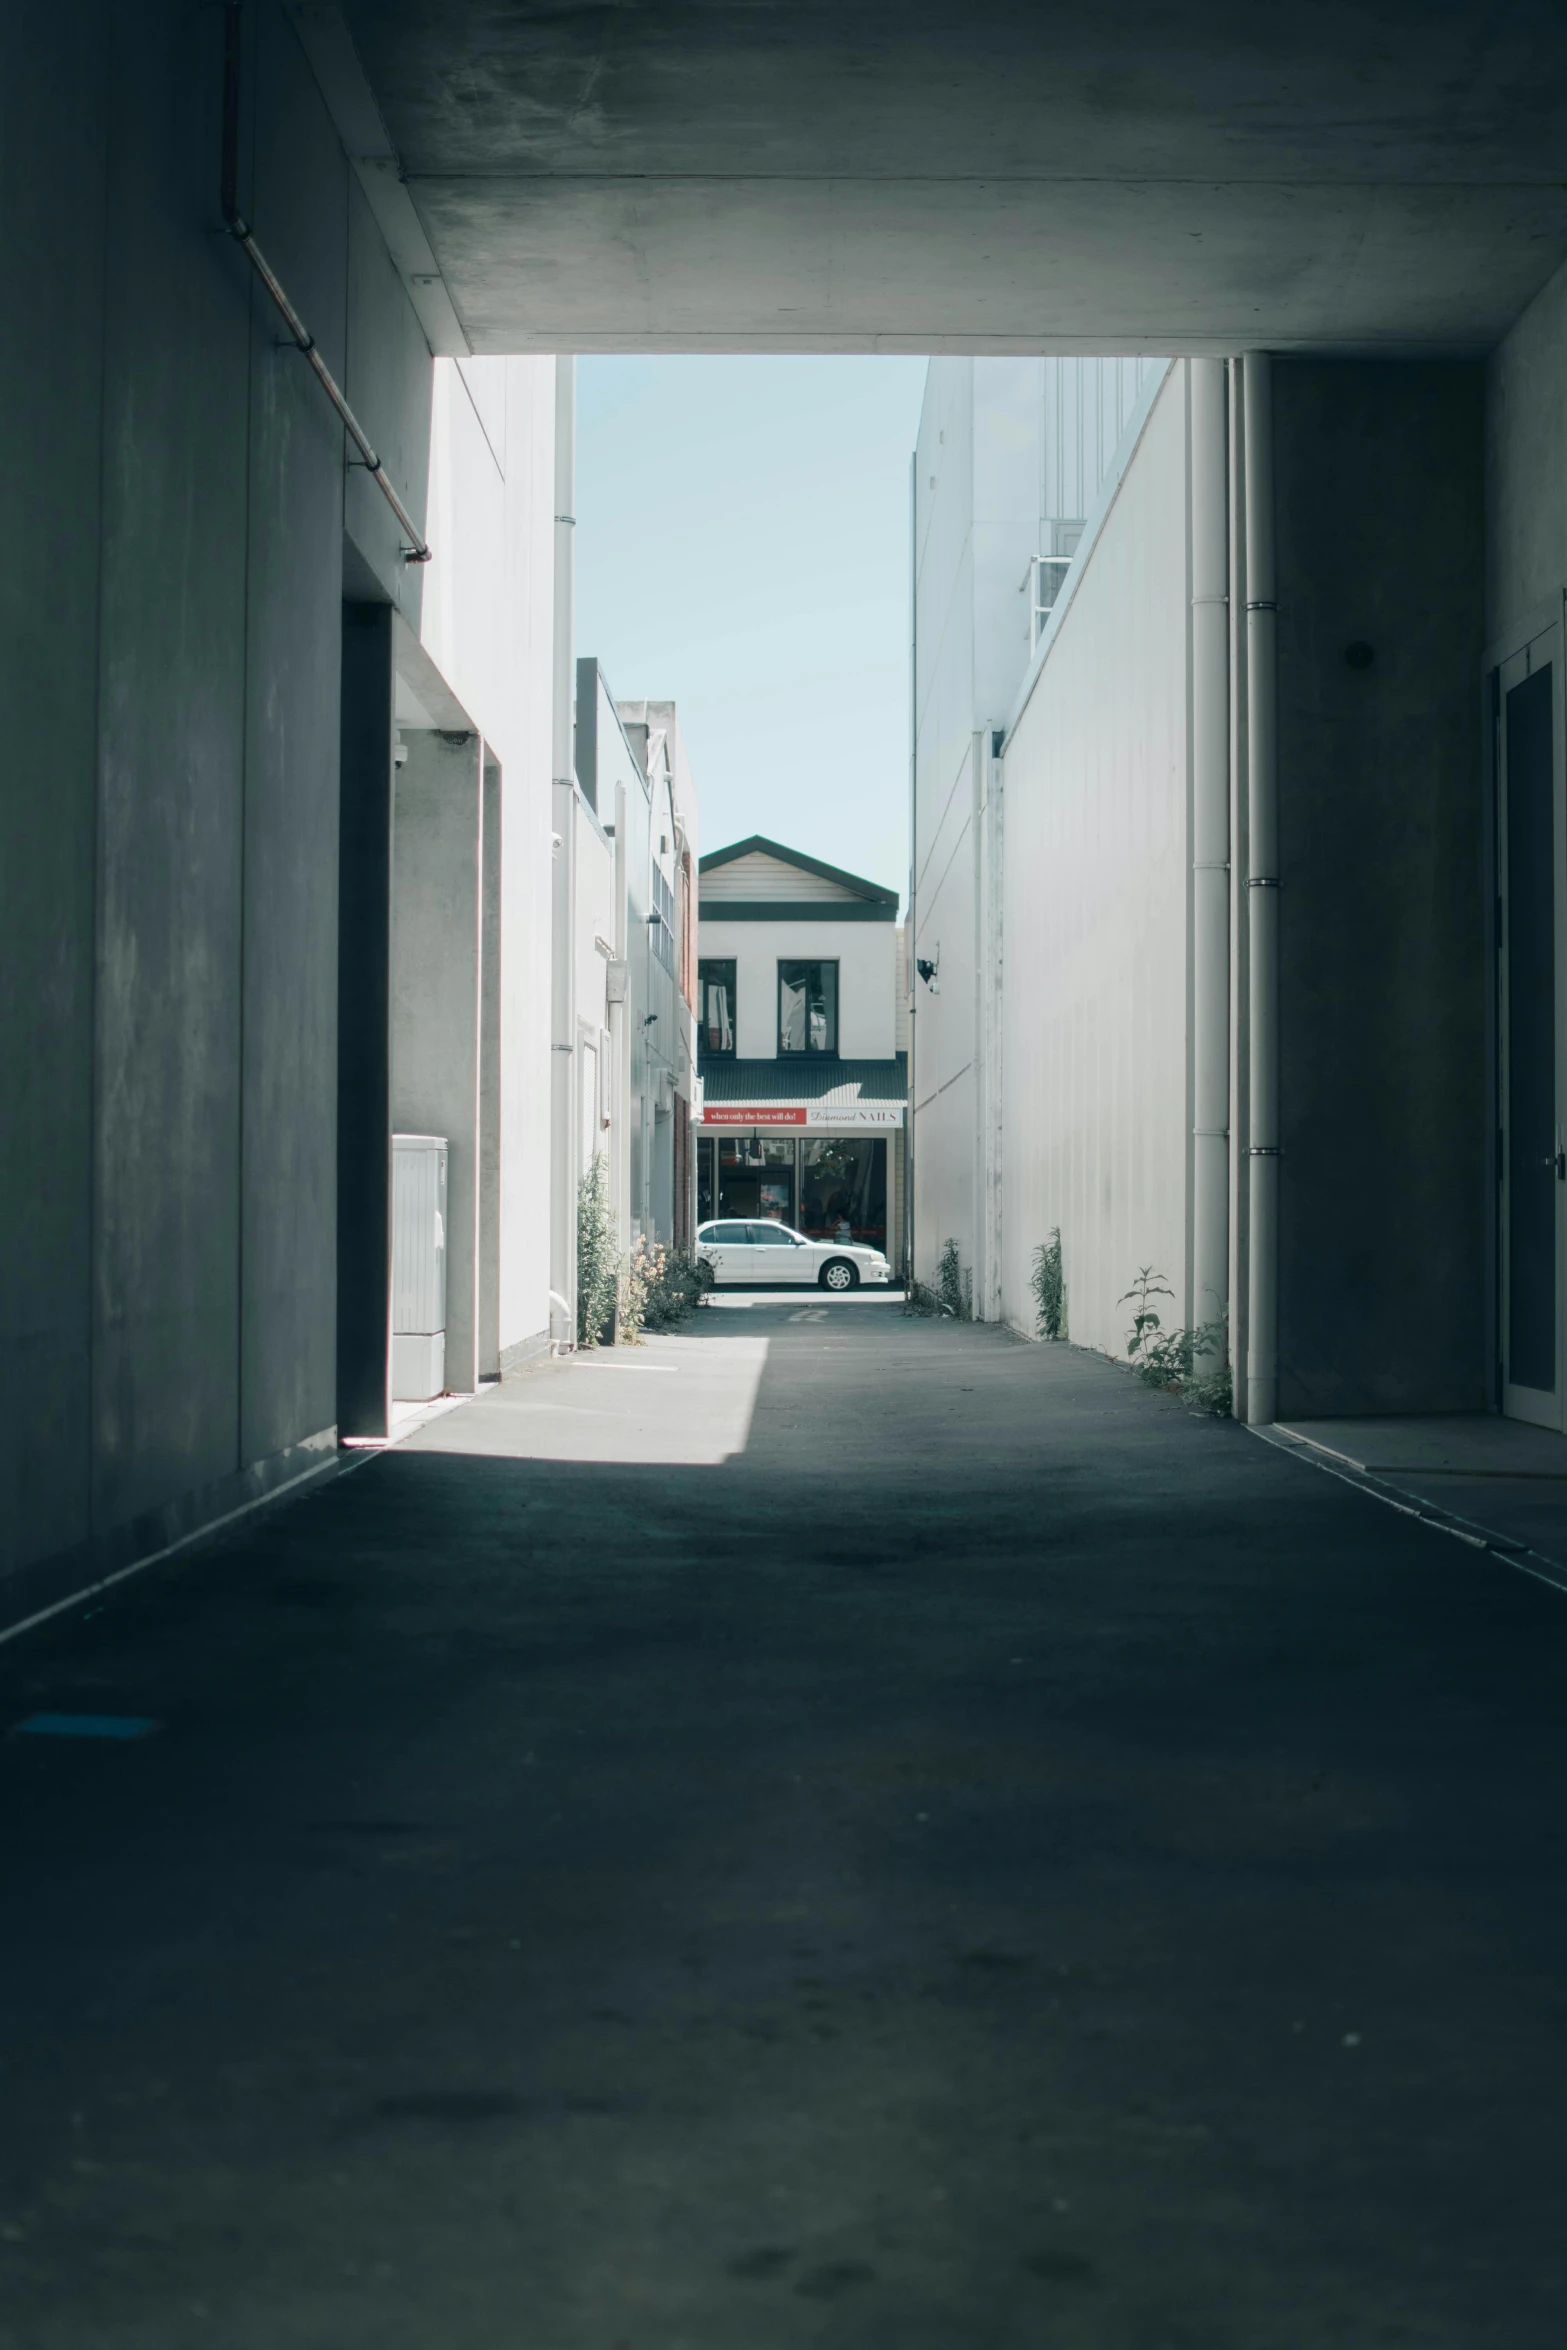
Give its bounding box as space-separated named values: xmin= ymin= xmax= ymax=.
xmin=819 ymin=1259 xmax=859 ymax=1292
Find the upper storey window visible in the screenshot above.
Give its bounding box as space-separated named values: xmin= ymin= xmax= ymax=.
xmin=778 ymin=960 xmax=838 ymax=1056
xmin=699 ymin=958 xmax=736 ymax=1055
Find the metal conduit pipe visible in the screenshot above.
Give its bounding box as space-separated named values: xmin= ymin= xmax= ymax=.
xmin=221 ymin=6 xmax=431 ymax=565
xmin=1189 ymin=358 xmax=1231 ymax=1369
xmin=549 ymin=359 xmax=579 ymax=1343
xmin=1242 ymin=353 xmax=1280 ymax=1425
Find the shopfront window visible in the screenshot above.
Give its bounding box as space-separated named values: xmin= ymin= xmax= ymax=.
xmin=778 ymin=960 xmax=837 ymax=1055
xmin=799 ymin=1138 xmax=886 ymax=1251
xmin=717 ymin=1135 xmax=796 ymax=1226
xmin=699 ymin=959 xmax=736 ymax=1056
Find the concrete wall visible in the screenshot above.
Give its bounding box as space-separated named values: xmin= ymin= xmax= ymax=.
xmin=1488 ymin=255 xmax=1567 ymax=650
xmin=1273 ymin=360 xmax=1487 ymax=1415
xmin=997 ymin=367 xmax=1193 ymax=1354
xmin=0 ymin=0 xmax=434 ymax=1621
xmin=696 ymin=918 xmax=898 ymax=1061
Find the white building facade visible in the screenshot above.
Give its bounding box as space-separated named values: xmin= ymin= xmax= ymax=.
xmin=909 ymin=357 xmax=1163 ymax=1311
xmin=697 ymin=840 xmax=906 ymax=1268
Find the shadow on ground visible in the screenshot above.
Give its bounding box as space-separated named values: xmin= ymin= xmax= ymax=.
xmin=1 ymin=1311 xmax=1564 ymax=2347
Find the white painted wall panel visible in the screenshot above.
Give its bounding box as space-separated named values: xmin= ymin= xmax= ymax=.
xmin=697 ymin=917 xmax=896 ymax=1060
xmin=419 ymin=354 xmax=557 ymax=1362
xmin=999 ymin=366 xmax=1192 ymax=1356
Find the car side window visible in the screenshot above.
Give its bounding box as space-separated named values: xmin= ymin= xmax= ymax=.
xmin=710 ymin=1221 xmax=749 ymax=1243
xmin=748 ymin=1223 xmax=793 ymax=1247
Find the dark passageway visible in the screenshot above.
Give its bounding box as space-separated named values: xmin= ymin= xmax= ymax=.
xmin=1 ymin=1308 xmax=1564 ymax=2346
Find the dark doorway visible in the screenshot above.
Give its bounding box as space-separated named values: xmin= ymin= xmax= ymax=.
xmin=336 ymin=604 xmax=395 ymax=1440
xmin=1500 ymin=648 xmax=1561 ymax=1418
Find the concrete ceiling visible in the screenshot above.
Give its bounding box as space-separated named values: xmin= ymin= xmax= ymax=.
xmin=340 ymin=0 xmax=1567 ymax=355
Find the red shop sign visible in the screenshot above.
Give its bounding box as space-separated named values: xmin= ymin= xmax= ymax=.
xmin=701 ymin=1105 xmax=807 ymax=1126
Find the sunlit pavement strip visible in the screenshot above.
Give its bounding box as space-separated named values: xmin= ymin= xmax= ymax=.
xmin=396 ymin=1331 xmax=771 ymax=1465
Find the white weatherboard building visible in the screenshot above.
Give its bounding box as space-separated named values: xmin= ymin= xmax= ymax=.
xmin=555 ymin=662 xmax=701 ymax=1326
xmin=909 ymin=357 xmax=1163 ymax=1313
xmin=697 ymin=840 xmax=907 ymax=1268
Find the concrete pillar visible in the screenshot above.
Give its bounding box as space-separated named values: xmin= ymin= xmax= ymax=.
xmin=392 ymin=729 xmax=484 ymax=1393
xmin=337 ymin=605 xmax=396 ymax=1440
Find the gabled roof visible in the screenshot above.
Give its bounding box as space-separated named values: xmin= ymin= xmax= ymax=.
xmin=699 ymin=835 xmax=898 ymax=909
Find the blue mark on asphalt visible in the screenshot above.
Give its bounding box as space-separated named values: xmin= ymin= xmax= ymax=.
xmin=12 ymin=1713 xmax=160 ymax=1740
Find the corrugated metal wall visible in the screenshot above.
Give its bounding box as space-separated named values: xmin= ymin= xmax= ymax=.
xmin=1041 ymin=358 xmax=1164 ymax=532
xmin=1000 ymin=366 xmax=1192 ymax=1352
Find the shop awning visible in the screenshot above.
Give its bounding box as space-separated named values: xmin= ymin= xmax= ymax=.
xmin=698 ymin=1054 xmax=907 ymax=1128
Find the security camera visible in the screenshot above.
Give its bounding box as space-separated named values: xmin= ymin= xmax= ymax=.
xmin=916 ymin=955 xmax=940 ymax=994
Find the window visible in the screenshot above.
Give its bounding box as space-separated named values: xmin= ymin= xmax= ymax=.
xmin=749 ymin=1222 xmax=796 ymax=1247
xmin=699 ymin=958 xmax=736 ymax=1055
xmin=778 ymin=960 xmax=838 ymax=1056
xmin=1031 ymin=522 xmax=1084 ymax=647
xmin=800 ymin=1137 xmax=887 ymax=1251
xmin=650 ymin=865 xmax=676 ymax=976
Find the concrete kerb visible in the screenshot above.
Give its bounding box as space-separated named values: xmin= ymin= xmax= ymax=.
xmin=1248 ymin=1421 xmax=1567 ymax=1602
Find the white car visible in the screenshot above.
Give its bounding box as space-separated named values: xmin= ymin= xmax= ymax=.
xmin=697 ymin=1218 xmax=892 ymax=1292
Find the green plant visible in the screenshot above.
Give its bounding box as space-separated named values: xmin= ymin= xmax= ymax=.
xmin=624 ymin=1236 xmax=710 ymax=1337
xmin=1031 ymin=1228 xmax=1066 ymax=1339
xmin=575 ymin=1155 xmax=619 ymax=1347
xmin=1117 ymin=1264 xmax=1232 ymax=1414
xmin=1118 ymin=1265 xmax=1175 ymax=1361
xmin=936 ymin=1237 xmax=969 ymax=1320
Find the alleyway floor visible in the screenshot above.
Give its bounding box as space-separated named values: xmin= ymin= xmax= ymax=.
xmin=2 ymin=1304 xmax=1565 ymax=2348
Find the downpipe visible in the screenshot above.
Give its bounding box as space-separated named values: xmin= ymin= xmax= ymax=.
xmin=1242 ymin=354 xmax=1279 ymax=1426
xmin=549 ymin=359 xmax=578 ymax=1345
xmin=1189 ymin=360 xmax=1230 ymax=1370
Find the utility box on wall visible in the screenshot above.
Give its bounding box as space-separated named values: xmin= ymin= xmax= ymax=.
xmin=392 ymin=1134 xmax=448 ymax=1401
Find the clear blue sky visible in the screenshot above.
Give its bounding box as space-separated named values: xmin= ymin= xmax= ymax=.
xmin=574 ymin=356 xmax=928 ymax=904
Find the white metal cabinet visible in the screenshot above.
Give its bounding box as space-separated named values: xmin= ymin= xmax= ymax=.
xmin=392 ymin=1134 xmax=448 ymax=1400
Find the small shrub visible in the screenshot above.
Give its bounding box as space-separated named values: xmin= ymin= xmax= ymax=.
xmin=625 ymin=1236 xmax=710 ymax=1337
xmin=1118 ymin=1265 xmax=1175 ymax=1361
xmin=936 ymin=1237 xmax=969 ymax=1321
xmin=1031 ymin=1228 xmax=1066 ymax=1340
xmin=1117 ymin=1265 xmax=1232 ymax=1415
xmin=575 ymin=1155 xmax=619 ymax=1347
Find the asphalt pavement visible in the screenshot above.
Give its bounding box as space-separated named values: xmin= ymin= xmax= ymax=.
xmin=1 ymin=1298 xmax=1564 ymax=2348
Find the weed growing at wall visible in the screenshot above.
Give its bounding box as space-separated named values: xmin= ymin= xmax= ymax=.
xmin=904 ymin=1241 xmax=971 ymax=1319
xmin=623 ymin=1238 xmax=711 ymax=1339
xmin=1031 ymin=1228 xmax=1066 ymax=1339
xmin=937 ymin=1238 xmax=970 ymax=1320
xmin=576 ymin=1156 xmax=619 ymax=1347
xmin=1117 ymin=1265 xmax=1233 ymax=1415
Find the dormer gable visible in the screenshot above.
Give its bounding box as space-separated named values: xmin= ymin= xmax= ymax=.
xmin=699 ymin=836 xmax=898 ymax=919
